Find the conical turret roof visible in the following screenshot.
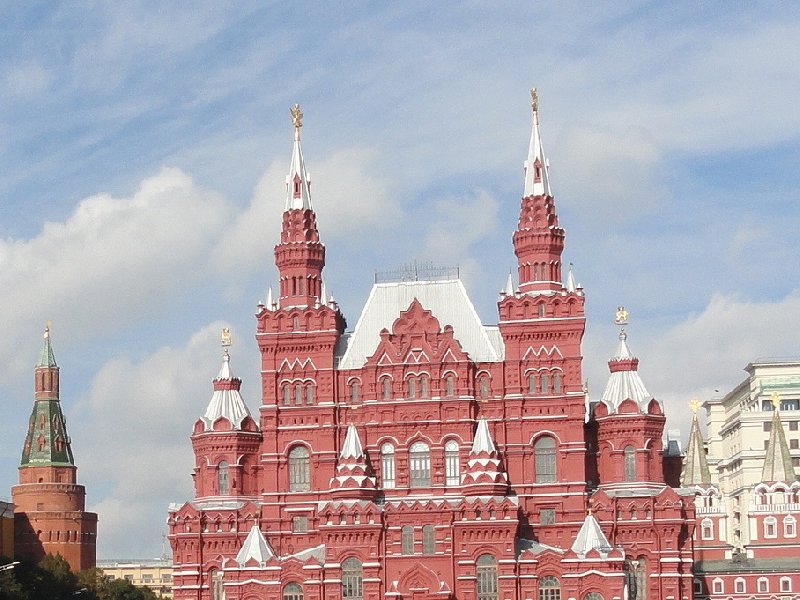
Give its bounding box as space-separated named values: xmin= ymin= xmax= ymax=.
xmin=762 ymin=404 xmax=798 ymax=483
xmin=571 ymin=512 xmax=612 ymax=558
xmin=235 ymin=525 xmax=275 ymax=566
xmin=201 ymin=335 xmax=255 ymax=431
xmin=682 ymin=409 xmax=712 ymax=486
xmin=600 ymin=324 xmax=656 ymax=414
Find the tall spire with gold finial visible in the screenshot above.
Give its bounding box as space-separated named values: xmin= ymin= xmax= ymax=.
xmin=681 ymin=399 xmax=712 ymax=486
xmin=275 ymin=103 xmax=326 ymax=308
xmin=286 ymin=103 xmax=313 ymax=211
xmin=513 ymin=88 xmax=565 ymax=294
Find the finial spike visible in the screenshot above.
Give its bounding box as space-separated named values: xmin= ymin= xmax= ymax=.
xmin=290 ymin=103 xmax=303 ymax=132
xmin=689 ymin=398 xmax=702 ymax=414
xmin=530 ymin=87 xmax=539 ymax=113
xmin=221 ymin=328 xmax=232 ymax=357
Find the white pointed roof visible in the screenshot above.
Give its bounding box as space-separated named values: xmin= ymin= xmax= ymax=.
xmin=202 ymin=352 xmax=254 ymax=431
xmin=337 ymin=279 xmax=503 ymax=369
xmin=235 ymin=525 xmax=275 ymax=565
xmin=523 ymin=88 xmax=552 ymax=198
xmin=599 ymin=331 xmax=654 ymax=413
xmin=566 ymin=264 xmax=577 ymax=293
xmin=504 ymin=272 xmax=514 ymax=296
xmin=341 ymin=424 xmax=364 ymax=459
xmin=571 ymin=513 xmax=612 ymax=557
xmin=285 ymin=104 xmax=313 ymax=211
xmin=471 ymin=418 xmax=497 ymax=454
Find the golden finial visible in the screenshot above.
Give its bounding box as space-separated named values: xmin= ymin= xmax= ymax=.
xmin=221 ymin=328 xmax=232 ymax=348
xmin=530 ymin=87 xmax=539 ymax=112
xmin=770 ymin=391 xmax=781 ymax=410
xmin=689 ymin=398 xmax=702 ymax=414
xmin=290 ymin=103 xmax=303 ymax=129
xmin=614 ymin=306 xmax=629 ymax=326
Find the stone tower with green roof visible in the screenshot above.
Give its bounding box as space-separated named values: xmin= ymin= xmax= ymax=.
xmin=12 ymin=325 xmax=97 ymax=572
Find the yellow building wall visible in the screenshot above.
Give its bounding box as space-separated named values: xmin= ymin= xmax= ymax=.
xmin=97 ymin=560 xmax=172 ymax=598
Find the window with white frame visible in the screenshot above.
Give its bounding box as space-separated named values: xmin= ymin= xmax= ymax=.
xmin=288 ymin=446 xmax=310 ymax=491
xmin=764 ymin=516 xmax=777 ymax=538
xmin=757 ymin=578 xmax=768 ymax=593
xmin=784 ymin=515 xmax=796 ymax=537
xmin=780 ymin=577 xmax=791 ymax=592
xmin=623 ymin=445 xmax=636 ymax=482
xmin=422 ymin=525 xmax=435 ymax=555
xmin=476 ymin=555 xmax=498 ymax=600
xmin=535 ymin=436 xmax=557 ymax=483
xmin=409 ymin=442 xmax=431 ymax=487
xmin=381 ymin=443 xmax=395 ymax=489
xmin=539 ymin=576 xmax=561 ymax=600
xmin=444 ymin=440 xmax=460 ymax=486
xmin=701 ymin=518 xmax=714 ymax=540
xmin=445 ymin=374 xmax=455 ymax=396
xmin=283 ymin=583 xmax=303 ymax=600
xmin=342 ymin=557 xmax=363 ymax=600
xmin=401 ymin=525 xmax=414 ymax=555
xmin=734 ymin=578 xmax=745 ymax=593
xmin=217 ymin=460 xmax=229 ymax=495
xmin=552 ymin=371 xmax=562 ymax=393
xmin=381 ymin=377 xmax=392 ymax=400
xmin=712 ymin=579 xmax=723 ymax=594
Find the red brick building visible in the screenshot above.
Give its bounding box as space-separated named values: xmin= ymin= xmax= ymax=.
xmin=168 ymin=94 xmax=695 ymax=600
xmin=12 ymin=326 xmax=97 ymax=572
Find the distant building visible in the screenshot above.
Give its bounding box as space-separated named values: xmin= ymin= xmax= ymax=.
xmin=168 ymin=95 xmax=695 ymax=600
xmin=0 ymin=499 xmax=13 ymax=559
xmin=11 ymin=326 xmax=97 ymax=572
xmin=98 ymin=559 xmax=173 ymax=597
xmin=685 ymin=359 xmax=800 ymax=597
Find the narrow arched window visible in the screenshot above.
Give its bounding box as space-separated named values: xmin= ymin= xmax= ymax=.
xmin=535 ymin=436 xmax=557 ymax=483
xmin=420 ymin=375 xmax=429 ymax=398
xmin=584 ymin=593 xmax=604 ymax=600
xmin=294 ymin=383 xmax=303 ymax=405
xmin=528 ymin=374 xmax=537 ymax=395
xmin=305 ymin=383 xmax=314 ymax=405
xmin=538 ymin=303 xmax=545 ymax=317
xmin=350 ymin=381 xmax=360 ymax=403
xmin=445 ymin=374 xmax=455 ymax=396
xmin=288 ymin=446 xmax=310 ymax=491
xmin=552 ymin=371 xmax=561 ymax=393
xmin=284 ymin=583 xmax=303 ymax=600
xmin=401 ymin=525 xmax=414 ymax=555
xmin=381 ymin=443 xmax=396 ymax=489
xmin=407 ymin=376 xmax=417 ymax=399
xmin=445 ymin=440 xmax=460 ymax=486
xmin=701 ymin=518 xmax=713 ymax=540
xmin=422 ymin=525 xmax=435 ymax=555
xmin=539 ymin=576 xmax=561 ymax=600
xmin=624 ymin=445 xmax=636 ymax=482
xmin=211 ymin=570 xmax=223 ymax=600
xmin=382 ymin=377 xmax=392 ymax=400
xmin=282 ymin=384 xmax=291 ymax=405
xmin=476 ymin=555 xmax=497 ymax=600
xmin=342 ymin=557 xmax=363 ymax=600
xmin=540 ymin=372 xmax=549 ymax=395
xmin=218 ymin=461 xmax=229 ymax=495
xmin=478 ymin=375 xmax=489 ymax=399
xmin=785 ymin=515 xmax=797 ymax=537
xmin=409 ymin=442 xmax=431 ymax=487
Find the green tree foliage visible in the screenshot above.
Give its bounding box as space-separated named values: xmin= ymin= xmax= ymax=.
xmin=0 ymin=556 xmax=162 ymax=600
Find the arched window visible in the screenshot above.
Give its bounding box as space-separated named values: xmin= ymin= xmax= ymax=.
xmin=539 ymin=576 xmax=561 ymax=600
xmin=288 ymin=446 xmax=310 ymax=491
xmin=540 ymin=372 xmax=549 ymax=395
xmin=350 ymin=381 xmax=360 ymax=403
xmin=445 ymin=440 xmax=460 ymax=486
xmin=422 ymin=525 xmax=435 ymax=555
xmin=420 ymin=375 xmax=429 ymax=398
xmin=552 ymin=371 xmax=561 ymax=393
xmin=445 ymin=374 xmax=455 ymax=396
xmin=211 ymin=569 xmax=223 ymax=600
xmin=476 ymin=555 xmax=498 ymax=600
xmin=282 ymin=384 xmax=291 ymax=405
xmin=401 ymin=525 xmax=414 ymax=555
xmin=624 ymin=445 xmax=636 ymax=482
xmin=295 ymin=383 xmax=303 ymax=405
xmin=382 ymin=377 xmax=392 ymax=400
xmin=381 ymin=443 xmax=396 ymax=489
xmin=781 ymin=577 xmax=792 ymax=592
xmin=538 ymin=303 xmax=545 ymax=317
xmin=528 ymin=374 xmax=537 ymax=395
xmin=757 ymin=578 xmax=768 ymax=593
xmin=342 ymin=557 xmax=363 ymax=600
xmin=701 ymin=518 xmax=713 ymax=540
xmin=784 ymin=515 xmax=797 ymax=537
xmin=409 ymin=442 xmax=431 ymax=487
xmin=305 ymin=383 xmax=314 ymax=405
xmin=734 ymin=578 xmax=745 ymax=594
xmin=764 ymin=516 xmax=777 ymax=538
xmin=217 ymin=461 xmax=229 ymax=495
xmin=632 ymin=557 xmax=646 ymax=600
xmin=284 ymin=583 xmax=304 ymax=600
xmin=407 ymin=376 xmax=417 ymax=399
xmin=534 ymin=436 xmax=557 ymax=483
xmin=478 ymin=375 xmax=490 ymax=399
xmin=584 ymin=593 xmax=604 ymax=600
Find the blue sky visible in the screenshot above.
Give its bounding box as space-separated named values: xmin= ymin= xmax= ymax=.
xmin=1 ymin=2 xmax=800 ymax=559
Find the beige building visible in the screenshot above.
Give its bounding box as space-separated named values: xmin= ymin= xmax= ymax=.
xmin=98 ymin=559 xmax=172 ymax=598
xmin=704 ymin=357 xmax=800 ymax=548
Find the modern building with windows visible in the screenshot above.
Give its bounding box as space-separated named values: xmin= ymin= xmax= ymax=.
xmin=684 ymin=359 xmax=800 ymax=598
xmin=168 ymin=94 xmax=695 ymax=600
xmin=98 ymin=559 xmax=173 ymax=598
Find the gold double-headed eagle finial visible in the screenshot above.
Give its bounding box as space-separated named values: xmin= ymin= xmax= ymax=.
xmin=614 ymin=306 xmax=629 ymax=326
xmin=689 ymin=398 xmax=702 ymax=414
xmin=770 ymin=391 xmax=781 ymax=410
xmin=221 ymin=327 xmax=232 ymax=348
xmin=290 ymin=103 xmax=303 ymax=129
xmin=530 ymin=87 xmax=539 ymax=113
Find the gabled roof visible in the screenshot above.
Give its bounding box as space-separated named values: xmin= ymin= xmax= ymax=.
xmin=337 ymin=279 xmax=503 ymax=369
xmin=235 ymin=525 xmax=275 ymax=566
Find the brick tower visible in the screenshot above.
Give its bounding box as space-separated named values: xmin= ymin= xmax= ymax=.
xmin=12 ymin=325 xmax=97 ymax=572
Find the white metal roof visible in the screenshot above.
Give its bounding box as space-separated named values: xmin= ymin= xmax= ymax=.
xmin=235 ymin=525 xmax=275 ymax=566
xmin=337 ymin=279 xmax=503 ymax=369
xmin=201 ymin=353 xmax=255 ymax=431
xmin=570 ymin=513 xmax=612 ymax=557
xmin=599 ymin=331 xmax=656 ymax=413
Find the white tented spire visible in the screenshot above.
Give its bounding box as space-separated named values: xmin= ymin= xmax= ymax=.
xmin=471 ymin=418 xmax=497 ymax=454
xmin=320 ymin=279 xmax=328 ymax=306
xmin=504 ymin=272 xmax=515 ymax=296
xmin=566 ymin=263 xmax=577 ymax=293
xmin=340 ymin=423 xmax=364 ymax=459
xmin=285 ymin=103 xmax=313 ymax=211
xmin=571 ymin=512 xmax=612 ymax=558
xmin=235 ymin=525 xmax=275 ymax=566
xmin=523 ymin=88 xmax=552 ymax=198
xmin=266 ymin=286 xmax=274 ymax=309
